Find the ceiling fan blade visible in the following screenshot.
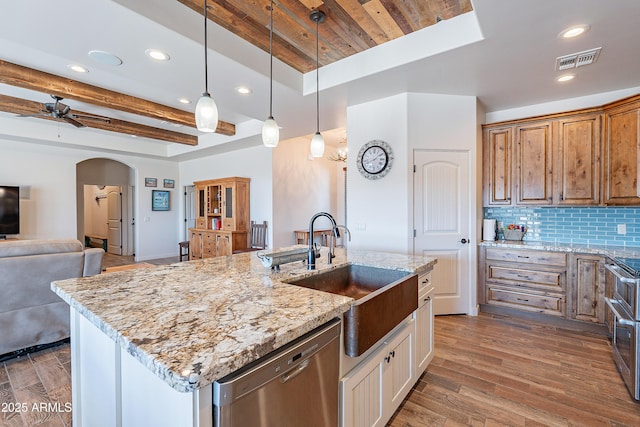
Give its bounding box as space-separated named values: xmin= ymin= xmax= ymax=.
xmin=63 ymin=116 xmax=86 ymax=128
xmin=71 ymin=113 xmax=111 ymax=123
xmin=16 ymin=113 xmax=48 ymax=118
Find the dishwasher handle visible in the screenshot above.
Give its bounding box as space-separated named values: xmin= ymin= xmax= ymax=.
xmin=280 ymin=359 xmax=310 ymax=383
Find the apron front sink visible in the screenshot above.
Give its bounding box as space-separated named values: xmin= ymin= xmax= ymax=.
xmin=286 ymin=264 xmax=418 ymax=357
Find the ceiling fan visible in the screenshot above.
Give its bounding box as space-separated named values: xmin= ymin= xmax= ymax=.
xmin=20 ymin=95 xmax=110 ymax=128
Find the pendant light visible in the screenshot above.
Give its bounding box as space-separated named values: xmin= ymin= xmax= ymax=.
xmin=262 ymin=0 xmax=279 ymax=147
xmin=195 ymin=0 xmax=219 ymax=133
xmin=309 ymin=9 xmax=326 ymax=158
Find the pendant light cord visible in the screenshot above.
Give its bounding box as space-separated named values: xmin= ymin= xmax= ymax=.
xmin=203 ymin=0 xmax=209 ymax=94
xmin=269 ymin=0 xmax=274 ymax=117
xmin=315 ymin=16 xmax=320 ymax=133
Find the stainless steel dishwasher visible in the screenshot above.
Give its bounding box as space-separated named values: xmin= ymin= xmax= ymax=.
xmin=213 ymin=318 xmax=341 ymax=427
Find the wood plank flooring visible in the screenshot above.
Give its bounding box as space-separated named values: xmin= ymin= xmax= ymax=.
xmin=0 ymin=343 xmax=71 ymax=427
xmin=389 ymin=313 xmax=640 ymax=427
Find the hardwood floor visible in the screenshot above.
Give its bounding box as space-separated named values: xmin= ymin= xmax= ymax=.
xmin=0 ymin=343 xmax=71 ymax=427
xmin=389 ymin=313 xmax=640 ymax=427
xmin=3 ymin=258 xmax=640 ymax=427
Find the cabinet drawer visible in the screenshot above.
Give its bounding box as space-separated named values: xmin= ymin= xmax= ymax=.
xmin=485 ymin=248 xmax=567 ymax=266
xmin=487 ymin=265 xmax=564 ymax=291
xmin=196 ymin=218 xmax=207 ymax=229
xmin=487 ymin=286 xmax=565 ymax=316
xmin=418 ymin=273 xmax=432 ymax=301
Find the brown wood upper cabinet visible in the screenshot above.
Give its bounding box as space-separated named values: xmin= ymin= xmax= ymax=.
xmin=483 ymin=115 xmax=599 ymax=206
xmin=603 ymin=97 xmax=640 ymax=204
xmin=484 ymin=93 xmax=640 ymax=206
xmin=554 ymin=114 xmax=600 ymax=205
xmin=483 ymin=126 xmax=512 ymax=205
xmin=515 ymin=121 xmax=554 ymax=205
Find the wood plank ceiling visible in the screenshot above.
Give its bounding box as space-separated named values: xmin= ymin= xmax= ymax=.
xmin=178 ymin=0 xmax=473 ymax=73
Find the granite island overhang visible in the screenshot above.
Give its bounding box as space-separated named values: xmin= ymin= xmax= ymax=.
xmin=52 ymin=246 xmax=436 ymax=394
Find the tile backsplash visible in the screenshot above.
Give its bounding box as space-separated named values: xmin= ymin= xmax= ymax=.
xmin=483 ymin=206 xmax=640 ymax=247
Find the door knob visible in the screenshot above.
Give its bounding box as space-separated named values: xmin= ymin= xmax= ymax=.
xmin=460 ymin=238 xmax=469 ymax=244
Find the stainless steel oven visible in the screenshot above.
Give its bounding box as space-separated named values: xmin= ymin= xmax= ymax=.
xmin=605 ymin=258 xmax=640 ymax=400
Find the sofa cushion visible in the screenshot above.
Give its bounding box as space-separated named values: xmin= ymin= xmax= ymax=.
xmin=0 ymin=252 xmax=84 ymax=311
xmin=0 ymin=239 xmax=83 ymax=258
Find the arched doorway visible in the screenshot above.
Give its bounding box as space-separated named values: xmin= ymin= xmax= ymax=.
xmin=76 ymin=159 xmax=135 ymax=257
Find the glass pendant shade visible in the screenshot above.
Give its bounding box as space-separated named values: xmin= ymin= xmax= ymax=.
xmin=195 ymin=92 xmax=218 ymax=132
xmin=262 ymin=116 xmax=279 ymax=147
xmin=310 ymin=131 xmax=325 ymax=157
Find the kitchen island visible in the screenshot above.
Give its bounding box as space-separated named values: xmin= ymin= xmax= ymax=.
xmin=52 ymin=246 xmax=436 ymax=427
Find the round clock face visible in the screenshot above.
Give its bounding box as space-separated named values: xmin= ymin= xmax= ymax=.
xmin=357 ymin=140 xmax=393 ymax=180
xmin=362 ymin=146 xmax=388 ymax=174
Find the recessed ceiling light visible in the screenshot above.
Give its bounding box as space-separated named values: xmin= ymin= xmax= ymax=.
xmin=235 ymin=86 xmax=252 ymax=95
xmin=68 ymin=64 xmax=89 ymax=73
xmin=556 ymin=74 xmax=576 ymax=83
xmin=178 ymin=98 xmax=191 ymax=104
xmin=145 ymin=49 xmax=170 ymax=61
xmin=88 ymin=50 xmax=123 ymax=66
xmin=560 ymin=25 xmax=590 ymax=39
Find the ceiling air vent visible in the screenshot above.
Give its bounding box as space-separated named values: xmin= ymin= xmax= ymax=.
xmin=555 ymin=47 xmax=602 ymax=70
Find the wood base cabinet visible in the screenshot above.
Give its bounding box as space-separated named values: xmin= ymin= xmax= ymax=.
xmin=568 ymin=254 xmax=605 ymax=323
xmin=341 ymin=318 xmax=415 ymax=427
xmin=480 ymin=247 xmax=567 ymax=316
xmin=190 ymin=229 xmax=248 ymax=259
xmin=479 ymin=246 xmax=607 ymax=325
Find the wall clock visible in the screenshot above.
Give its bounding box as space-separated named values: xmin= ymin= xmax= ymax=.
xmin=356 ymin=140 xmax=393 ymax=180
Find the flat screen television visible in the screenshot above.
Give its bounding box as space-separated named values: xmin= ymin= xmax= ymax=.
xmin=0 ymin=186 xmax=20 ymax=238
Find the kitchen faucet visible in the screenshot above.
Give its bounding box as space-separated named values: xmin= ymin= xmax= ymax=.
xmin=307 ymin=212 xmax=340 ymax=270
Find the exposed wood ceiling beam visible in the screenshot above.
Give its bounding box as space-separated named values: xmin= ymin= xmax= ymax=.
xmin=0 ymin=60 xmax=235 ymax=137
xmin=0 ymin=93 xmax=198 ymax=145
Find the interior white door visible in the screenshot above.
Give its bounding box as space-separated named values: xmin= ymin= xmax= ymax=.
xmin=414 ymin=150 xmax=471 ymax=314
xmin=107 ymin=188 xmax=122 ymax=255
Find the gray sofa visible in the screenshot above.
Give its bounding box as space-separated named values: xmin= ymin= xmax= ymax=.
xmin=0 ymin=239 xmax=104 ymax=356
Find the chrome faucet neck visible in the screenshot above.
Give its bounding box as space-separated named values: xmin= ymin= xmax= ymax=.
xmin=308 ymin=212 xmax=339 ymax=270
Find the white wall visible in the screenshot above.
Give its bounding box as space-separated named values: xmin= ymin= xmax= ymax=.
xmin=178 ymin=144 xmax=274 ymax=246
xmin=272 ymin=137 xmax=339 ymax=248
xmin=346 ymin=94 xmax=410 ymax=252
xmin=486 ymin=85 xmax=640 ymax=123
xmin=0 ymin=138 xmax=180 ymax=260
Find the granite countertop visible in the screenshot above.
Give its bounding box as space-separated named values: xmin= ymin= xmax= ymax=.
xmin=52 ymin=245 xmax=436 ymax=393
xmin=479 ymin=240 xmax=640 ymax=259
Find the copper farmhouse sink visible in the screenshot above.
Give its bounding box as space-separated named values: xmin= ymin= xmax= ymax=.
xmin=286 ymin=264 xmax=418 ymax=357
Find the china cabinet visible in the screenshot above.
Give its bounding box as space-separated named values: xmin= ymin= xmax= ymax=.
xmin=190 ymin=177 xmax=250 ymax=259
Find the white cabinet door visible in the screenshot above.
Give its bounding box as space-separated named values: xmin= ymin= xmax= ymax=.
xmin=341 ymin=353 xmax=385 ymax=427
xmin=415 ymin=286 xmax=435 ymax=376
xmin=341 ymin=318 xmax=415 ymax=427
xmin=385 ymin=318 xmax=415 ymax=415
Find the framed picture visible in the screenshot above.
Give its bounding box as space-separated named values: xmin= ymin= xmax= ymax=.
xmin=145 ymin=177 xmax=157 ymax=187
xmin=152 ymin=190 xmax=170 ymax=211
xmin=163 ymin=179 xmax=175 ymax=189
